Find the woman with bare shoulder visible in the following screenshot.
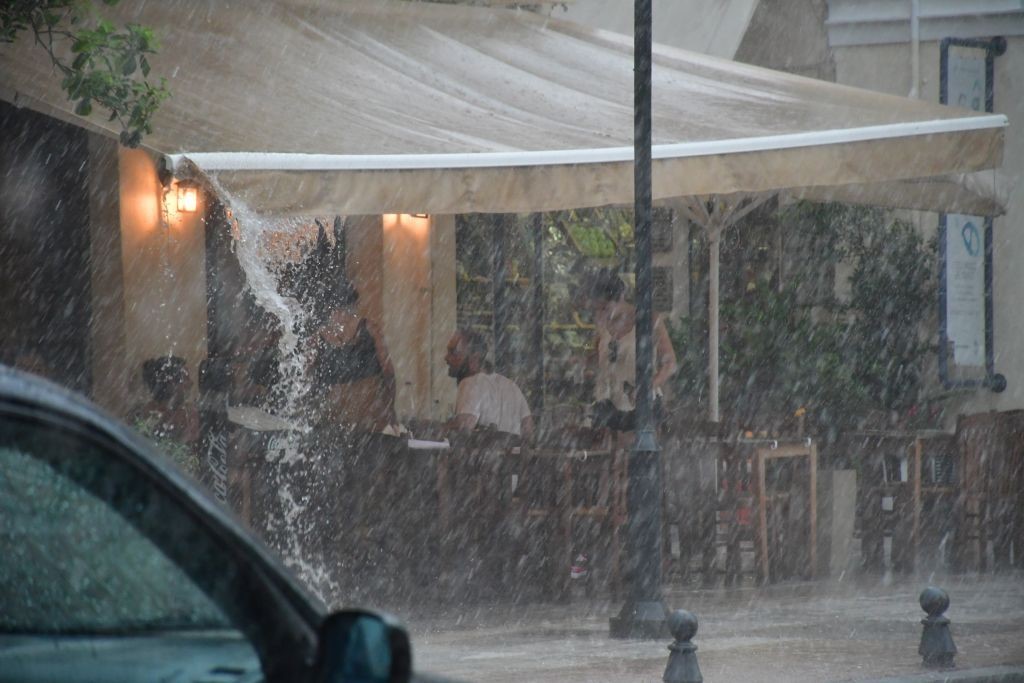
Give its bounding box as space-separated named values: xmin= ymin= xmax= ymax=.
xmin=585 ymin=268 xmax=677 ymax=433
xmin=306 ymin=276 xmax=397 ymax=438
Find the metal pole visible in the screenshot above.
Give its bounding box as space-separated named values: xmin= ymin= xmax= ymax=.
xmin=708 ymin=228 xmax=720 ymax=423
xmin=492 ymin=215 xmax=510 ymax=374
xmin=610 ymin=0 xmax=666 ymax=639
xmin=531 ymin=213 xmax=546 ymax=413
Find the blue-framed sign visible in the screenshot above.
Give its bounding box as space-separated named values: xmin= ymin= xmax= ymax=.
xmin=938 ymin=36 xmax=1006 ymax=392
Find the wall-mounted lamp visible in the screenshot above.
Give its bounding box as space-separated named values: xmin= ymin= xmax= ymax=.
xmin=383 ymin=213 xmax=430 ymax=236
xmin=177 ymin=181 xmax=199 ymax=213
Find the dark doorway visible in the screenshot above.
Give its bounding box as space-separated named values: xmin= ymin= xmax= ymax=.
xmin=0 ymin=101 xmax=93 ymax=392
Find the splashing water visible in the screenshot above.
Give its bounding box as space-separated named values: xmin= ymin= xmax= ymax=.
xmin=202 ymin=175 xmax=339 ymax=601
xmin=210 ymin=188 xmax=306 ymax=405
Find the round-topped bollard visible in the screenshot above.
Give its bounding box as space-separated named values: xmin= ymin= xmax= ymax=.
xmin=918 ymin=587 xmax=956 ymax=669
xmin=663 ymin=609 xmax=702 ymax=683
xmin=920 ymin=586 xmax=950 ymax=617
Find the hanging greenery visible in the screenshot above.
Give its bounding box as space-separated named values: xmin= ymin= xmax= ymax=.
xmin=1 ymin=0 xmax=169 ymax=147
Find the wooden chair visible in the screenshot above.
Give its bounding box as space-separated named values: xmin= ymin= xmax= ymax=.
xmin=511 ymin=431 xmax=623 ymax=600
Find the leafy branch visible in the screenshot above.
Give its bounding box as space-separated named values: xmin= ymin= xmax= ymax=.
xmin=1 ymin=0 xmax=169 ymax=147
xmin=670 ymin=203 xmax=938 ymax=437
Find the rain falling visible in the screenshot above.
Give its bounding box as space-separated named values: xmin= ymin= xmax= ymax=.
xmin=0 ymin=1 xmax=1022 ymax=682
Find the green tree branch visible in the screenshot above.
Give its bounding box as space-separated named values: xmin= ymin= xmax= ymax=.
xmin=1 ymin=0 xmax=169 ymax=147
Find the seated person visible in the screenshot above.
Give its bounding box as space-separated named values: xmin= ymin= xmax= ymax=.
xmin=306 ymin=276 xmax=397 ymax=436
xmin=133 ymin=355 xmax=200 ymax=448
xmin=444 ymin=329 xmax=533 ymax=442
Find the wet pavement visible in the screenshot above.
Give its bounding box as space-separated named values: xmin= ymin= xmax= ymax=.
xmin=404 ymin=572 xmax=1024 ymax=682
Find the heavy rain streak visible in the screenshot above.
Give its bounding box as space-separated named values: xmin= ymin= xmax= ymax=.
xmin=0 ymin=1 xmax=1022 ymax=682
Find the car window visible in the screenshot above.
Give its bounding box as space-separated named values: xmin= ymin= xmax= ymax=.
xmin=0 ymin=412 xmax=263 ymax=680
xmin=0 ymin=442 xmax=228 ymax=633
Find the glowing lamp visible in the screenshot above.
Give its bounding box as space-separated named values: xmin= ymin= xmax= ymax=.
xmin=177 ymin=182 xmax=199 ymax=213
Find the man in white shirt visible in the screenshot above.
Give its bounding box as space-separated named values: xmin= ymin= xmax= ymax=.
xmin=444 ymin=329 xmax=533 ymax=441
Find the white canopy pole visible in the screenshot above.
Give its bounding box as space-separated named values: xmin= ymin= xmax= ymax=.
xmin=709 ymin=222 xmax=721 ymax=424
xmin=681 ymin=193 xmax=773 ymax=425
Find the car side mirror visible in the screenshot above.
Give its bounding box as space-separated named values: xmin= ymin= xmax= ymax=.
xmin=316 ymin=609 xmax=412 ymax=683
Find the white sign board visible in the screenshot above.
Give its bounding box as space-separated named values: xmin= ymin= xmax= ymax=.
xmin=944 ymin=45 xmax=987 ymax=369
xmin=947 ymin=47 xmax=986 ymax=113
xmin=945 ymin=214 xmax=985 ymax=366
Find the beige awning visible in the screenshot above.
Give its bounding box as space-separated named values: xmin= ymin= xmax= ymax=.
xmin=0 ymin=0 xmax=1006 ymax=215
xmin=785 ymin=171 xmax=1011 ymax=217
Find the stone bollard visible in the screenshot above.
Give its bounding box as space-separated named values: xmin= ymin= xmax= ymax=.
xmin=663 ymin=609 xmax=703 ymax=683
xmin=918 ymin=586 xmax=956 ymax=669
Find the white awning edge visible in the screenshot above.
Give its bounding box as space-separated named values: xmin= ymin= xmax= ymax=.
xmin=166 ymin=114 xmax=1007 ymax=174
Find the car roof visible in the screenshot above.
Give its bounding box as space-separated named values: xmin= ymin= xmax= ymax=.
xmin=0 ymin=364 xmax=327 ymax=628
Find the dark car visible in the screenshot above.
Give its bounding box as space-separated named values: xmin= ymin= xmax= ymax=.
xmin=0 ymin=366 xmax=431 ymax=683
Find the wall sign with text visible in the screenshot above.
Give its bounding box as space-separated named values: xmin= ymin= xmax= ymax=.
xmin=938 ymin=37 xmax=1006 ymax=392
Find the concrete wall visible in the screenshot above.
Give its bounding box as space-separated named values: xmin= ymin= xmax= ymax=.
xmin=348 ymin=213 xmax=458 ymax=424
xmin=429 ymin=215 xmax=459 ymax=421
xmin=734 ymin=0 xmax=835 ymax=80
xmin=0 ymin=103 xmax=92 ymax=391
xmin=86 ymin=133 xmax=130 ymax=415
xmin=381 ymin=213 xmax=433 ymax=419
xmin=347 ymin=214 xmax=385 ymax=332
xmin=117 ymin=148 xmax=207 ymax=412
xmin=831 ymin=39 xmax=1024 ymax=417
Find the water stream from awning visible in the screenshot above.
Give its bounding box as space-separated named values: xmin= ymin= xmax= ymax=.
xmin=204 ymin=178 xmax=337 ymax=602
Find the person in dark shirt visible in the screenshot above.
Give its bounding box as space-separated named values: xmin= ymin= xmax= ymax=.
xmin=303 ymin=276 xmax=400 ymax=590
xmin=133 ymin=355 xmax=200 ymax=451
xmin=306 ymin=277 xmax=396 ymax=435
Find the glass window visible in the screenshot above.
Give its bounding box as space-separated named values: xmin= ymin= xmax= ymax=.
xmin=0 ymin=413 xmax=261 ymax=679
xmin=0 ymin=443 xmax=228 ymax=632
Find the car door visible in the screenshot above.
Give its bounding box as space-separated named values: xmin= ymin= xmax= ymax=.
xmin=0 ymin=380 xmax=322 ymax=682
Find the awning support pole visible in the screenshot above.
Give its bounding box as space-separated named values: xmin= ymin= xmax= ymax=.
xmin=610 ymin=0 xmax=667 ymax=639
xmin=491 ymin=215 xmax=510 ymax=374
xmin=531 ymin=213 xmax=546 ymax=412
xmin=709 ymin=224 xmax=721 ymax=424
xmin=678 ymin=193 xmax=772 ymax=426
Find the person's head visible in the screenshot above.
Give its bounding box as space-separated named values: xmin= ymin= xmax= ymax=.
xmin=315 ymin=276 xmax=359 ymax=325
xmin=142 ymin=356 xmax=190 ymax=404
xmin=445 ymin=329 xmax=488 ymax=381
xmin=198 ymin=357 xmax=232 ymax=394
xmin=584 ymin=268 xmax=630 ymax=327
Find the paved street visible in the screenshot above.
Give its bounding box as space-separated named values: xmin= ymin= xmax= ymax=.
xmin=405 ymin=572 xmax=1024 ymax=682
